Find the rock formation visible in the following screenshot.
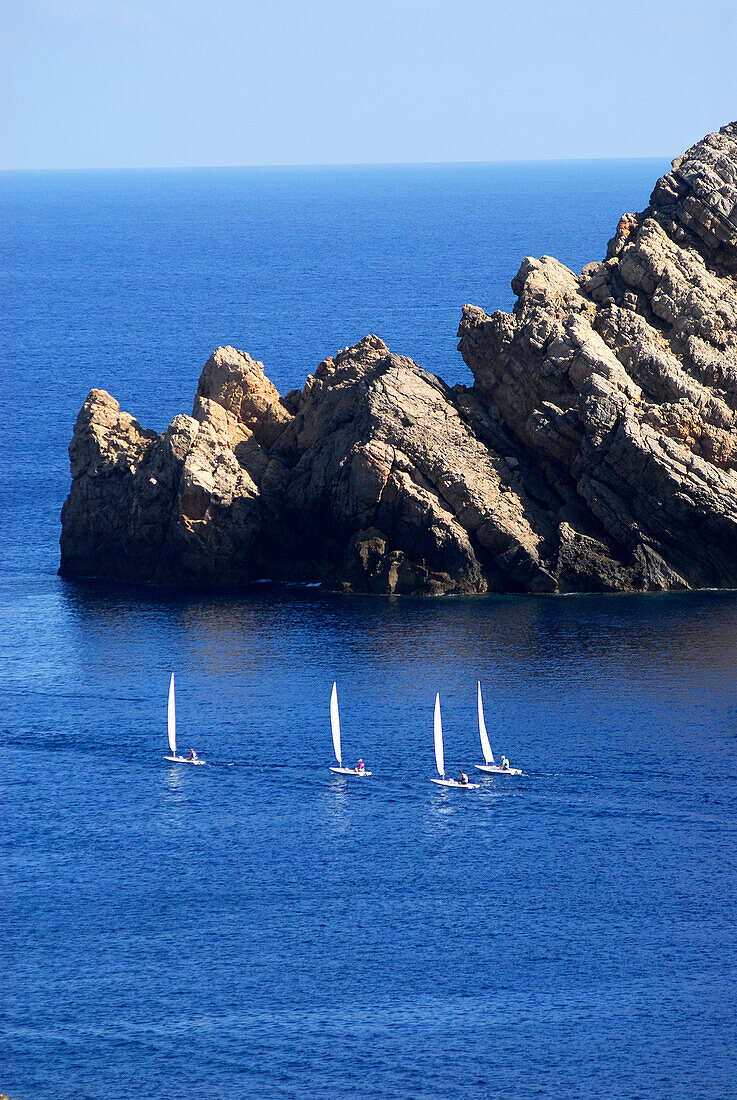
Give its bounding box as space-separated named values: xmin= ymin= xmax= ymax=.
xmin=60 ymin=123 xmax=737 ymax=594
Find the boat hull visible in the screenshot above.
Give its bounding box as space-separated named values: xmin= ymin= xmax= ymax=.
xmin=329 ymin=766 xmax=372 ymax=776
xmin=475 ymin=763 xmax=522 ymax=775
xmin=430 ymin=778 xmax=480 ymax=788
xmin=164 ymin=755 xmax=205 ymax=765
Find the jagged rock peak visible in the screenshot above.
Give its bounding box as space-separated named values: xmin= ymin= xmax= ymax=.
xmin=649 ymin=121 xmax=737 ymax=271
xmin=194 ymin=345 xmax=293 ymax=448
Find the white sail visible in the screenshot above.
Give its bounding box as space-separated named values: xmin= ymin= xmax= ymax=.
xmin=477 ymin=680 xmax=493 ymax=764
xmin=167 ymin=673 xmax=177 ymax=754
xmin=330 ymin=681 xmax=341 ymax=766
xmin=434 ymin=693 xmax=444 ymax=777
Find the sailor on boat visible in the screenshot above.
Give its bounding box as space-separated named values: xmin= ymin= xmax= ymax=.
xmin=500 ymin=755 xmax=510 ymax=770
xmin=188 ymin=748 xmax=198 ymax=762
xmin=459 ymin=770 xmax=469 ymax=786
xmin=355 ymin=759 xmax=366 ymax=775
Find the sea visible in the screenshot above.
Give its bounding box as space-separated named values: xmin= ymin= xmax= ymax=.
xmin=1 ymin=161 xmax=736 ymax=1100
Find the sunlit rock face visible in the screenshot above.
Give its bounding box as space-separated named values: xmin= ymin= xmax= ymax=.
xmin=61 ymin=123 xmax=737 ymax=594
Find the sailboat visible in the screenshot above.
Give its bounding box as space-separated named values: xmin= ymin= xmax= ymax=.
xmin=430 ymin=693 xmax=478 ymax=788
xmin=164 ymin=673 xmax=205 ymax=764
xmin=474 ymin=681 xmax=522 ymax=775
xmin=329 ymin=682 xmax=372 ymax=775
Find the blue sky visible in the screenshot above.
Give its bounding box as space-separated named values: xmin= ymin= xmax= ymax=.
xmin=2 ymin=0 xmax=735 ymax=168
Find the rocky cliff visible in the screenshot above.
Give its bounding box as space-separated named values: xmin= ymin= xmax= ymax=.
xmin=60 ymin=123 xmax=737 ymax=594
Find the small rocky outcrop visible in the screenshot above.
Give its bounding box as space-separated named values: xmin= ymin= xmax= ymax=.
xmin=60 ymin=123 xmax=737 ymax=594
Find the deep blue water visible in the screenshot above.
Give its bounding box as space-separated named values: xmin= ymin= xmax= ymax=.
xmin=2 ymin=162 xmax=736 ymax=1100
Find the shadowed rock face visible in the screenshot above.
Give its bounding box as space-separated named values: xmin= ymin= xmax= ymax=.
xmin=60 ymin=123 xmax=737 ymax=594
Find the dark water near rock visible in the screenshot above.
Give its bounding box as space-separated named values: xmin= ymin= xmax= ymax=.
xmin=2 ymin=162 xmax=736 ymax=1099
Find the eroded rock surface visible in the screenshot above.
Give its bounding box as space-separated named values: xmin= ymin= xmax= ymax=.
xmin=61 ymin=123 xmax=737 ymax=594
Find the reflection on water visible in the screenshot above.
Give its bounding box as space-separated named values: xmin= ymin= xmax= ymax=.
xmin=322 ymin=774 xmax=352 ymax=836
xmin=163 ymin=763 xmax=187 ymax=797
xmin=427 ymin=777 xmax=506 ymax=830
xmin=428 ymin=785 xmax=456 ymax=828
xmin=159 ymin=761 xmax=194 ymax=840
xmin=57 ymin=580 xmax=737 ymax=694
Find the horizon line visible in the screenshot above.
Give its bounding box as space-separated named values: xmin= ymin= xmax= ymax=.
xmin=0 ymin=152 xmax=674 ymax=174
